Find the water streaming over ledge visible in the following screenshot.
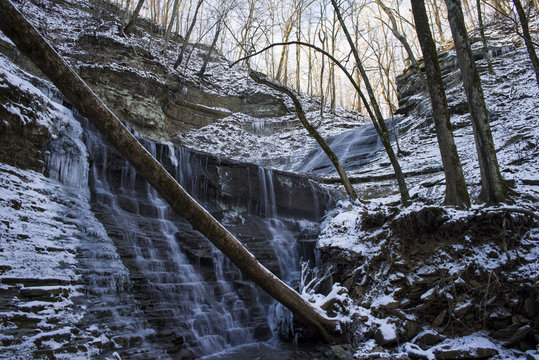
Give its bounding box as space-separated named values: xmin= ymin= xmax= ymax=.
xmin=74 ymin=116 xmax=337 ymax=358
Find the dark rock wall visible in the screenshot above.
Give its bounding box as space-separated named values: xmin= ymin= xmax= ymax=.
xmin=71 ymin=33 xmax=289 ymax=140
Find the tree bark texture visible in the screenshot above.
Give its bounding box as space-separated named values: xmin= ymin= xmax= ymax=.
xmin=330 ymin=0 xmax=410 ymax=205
xmin=249 ymin=70 xmax=360 ymax=201
xmin=512 ymin=0 xmax=539 ymax=86
xmin=476 ymin=0 xmax=495 ymax=75
xmin=123 ymin=0 xmax=145 ymax=34
xmin=444 ymin=0 xmax=510 ymax=204
xmin=411 ymin=0 xmax=470 ymax=208
xmin=0 ymin=0 xmax=340 ymax=340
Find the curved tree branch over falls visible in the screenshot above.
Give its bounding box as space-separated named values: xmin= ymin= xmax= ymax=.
xmin=248 ymin=69 xmax=360 ymax=202
xmin=0 ymin=0 xmax=344 ymax=342
xmin=232 ymin=41 xmax=411 ymax=205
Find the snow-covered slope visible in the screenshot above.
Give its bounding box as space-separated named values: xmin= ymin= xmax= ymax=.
xmin=313 ymin=18 xmax=539 ymax=360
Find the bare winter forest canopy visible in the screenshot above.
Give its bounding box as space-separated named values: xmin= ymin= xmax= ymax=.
xmin=117 ymin=0 xmax=538 ymax=114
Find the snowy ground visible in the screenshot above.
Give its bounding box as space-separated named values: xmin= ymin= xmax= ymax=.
xmin=313 ymin=36 xmax=539 ymax=360
xmin=1 ymin=0 xmax=538 ymax=358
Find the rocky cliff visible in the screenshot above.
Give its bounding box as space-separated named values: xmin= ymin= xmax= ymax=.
xmin=0 ymin=0 xmax=341 ymax=358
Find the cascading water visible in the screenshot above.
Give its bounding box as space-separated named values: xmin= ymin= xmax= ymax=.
xmin=58 ymin=104 xmax=336 ymax=358
xmin=44 ymin=103 xmax=171 ymax=359
xmin=293 ymin=120 xmax=400 ymax=174
xmin=83 ymin=119 xmax=262 ymax=358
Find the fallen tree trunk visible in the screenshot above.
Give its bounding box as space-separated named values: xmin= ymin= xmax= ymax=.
xmin=0 ymin=0 xmax=341 ymax=341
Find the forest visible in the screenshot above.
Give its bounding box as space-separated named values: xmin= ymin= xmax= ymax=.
xmin=0 ymin=0 xmax=538 ymax=358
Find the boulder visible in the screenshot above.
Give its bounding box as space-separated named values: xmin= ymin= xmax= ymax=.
xmin=375 ymin=323 xmax=398 ymax=346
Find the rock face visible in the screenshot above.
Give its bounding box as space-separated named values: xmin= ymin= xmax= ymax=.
xmin=0 ymin=0 xmax=290 ymax=143
xmin=395 ymin=43 xmax=514 ymax=117
xmin=63 ymin=6 xmax=288 ymax=141
xmin=0 ymin=63 xmax=52 ymax=171
xmin=319 ymin=204 xmax=538 ymax=355
xmin=0 ymin=2 xmax=338 ymax=357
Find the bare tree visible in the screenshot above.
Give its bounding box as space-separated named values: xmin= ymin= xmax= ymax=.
xmin=512 ymin=0 xmax=539 ymax=86
xmin=375 ymin=0 xmax=428 ymax=91
xmin=427 ymin=0 xmax=447 ymax=43
xmin=198 ymin=14 xmax=224 ymax=76
xmin=476 ymin=0 xmax=495 ymax=75
xmin=174 ymin=0 xmax=204 ymax=69
xmin=411 ymin=0 xmax=470 ymax=207
xmin=445 ymin=0 xmax=511 ymax=204
xmin=163 ymin=0 xmax=181 ymax=51
xmin=236 ymin=0 xmax=259 ymax=61
xmin=330 ymin=0 xmax=411 ymax=205
xmin=0 ymin=0 xmax=343 ymax=341
xmin=250 ymin=70 xmax=360 ymax=201
xmin=123 ymin=0 xmax=145 ymax=35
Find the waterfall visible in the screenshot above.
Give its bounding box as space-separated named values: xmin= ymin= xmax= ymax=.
xmin=43 ymin=104 xmax=171 ymax=358
xmin=292 ymin=120 xmax=400 ymax=174
xmin=83 ymin=120 xmax=260 ymax=357
xmin=53 ymin=108 xmax=336 ymax=357
xmin=258 ymin=167 xmax=277 ymax=218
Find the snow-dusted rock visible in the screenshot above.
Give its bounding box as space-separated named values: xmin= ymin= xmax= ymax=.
xmin=374 ymin=322 xmax=398 ymax=346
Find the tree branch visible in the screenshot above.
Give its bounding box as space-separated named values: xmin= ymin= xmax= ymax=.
xmin=0 ymin=0 xmax=343 ymax=342
xmin=230 ymin=40 xmax=379 ymax=132
xmin=249 ymin=70 xmax=361 ymax=201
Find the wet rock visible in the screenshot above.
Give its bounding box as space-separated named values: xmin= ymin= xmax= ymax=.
xmin=252 ymin=322 xmax=272 ymax=341
xmin=492 ymin=321 xmax=525 ymax=340
xmin=524 ymin=298 xmax=537 ymax=318
xmin=414 ymin=330 xmax=446 ymax=349
xmin=405 ymin=343 xmax=433 ymax=360
xmin=403 ymin=319 xmax=420 ymax=340
xmin=504 ymin=324 xmax=532 ymax=346
xmin=20 ymin=286 xmax=69 ymax=301
xmin=432 ymin=309 xmax=446 ymax=328
xmin=330 ymin=344 xmax=353 ymax=359
xmin=433 ymin=344 xmax=498 ymax=359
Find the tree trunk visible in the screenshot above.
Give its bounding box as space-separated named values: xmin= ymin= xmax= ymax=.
xmin=428 ymin=0 xmax=446 ymax=43
xmin=0 ymin=0 xmax=341 ymax=341
xmin=512 ymin=0 xmax=539 ymax=86
xmin=411 ymin=0 xmax=470 ymax=208
xmin=249 ymin=71 xmax=360 ymax=201
xmin=237 ymin=0 xmax=257 ymax=61
xmin=123 ymin=0 xmax=145 ymax=35
xmin=319 ymin=30 xmax=327 ymax=119
xmin=174 ymin=0 xmax=204 ymax=69
xmin=330 ymin=0 xmax=410 ymax=205
xmin=375 ymin=0 xmax=428 ymax=91
xmin=295 ymin=12 xmax=302 ymax=92
xmin=476 ymin=0 xmax=495 ymax=75
xmin=198 ymin=19 xmax=222 ymax=76
xmin=162 ymin=0 xmax=181 ymax=51
xmin=122 ymin=0 xmax=132 ymax=27
xmin=444 ymin=0 xmax=510 ymax=204
xmin=276 ymin=23 xmax=294 ymax=83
